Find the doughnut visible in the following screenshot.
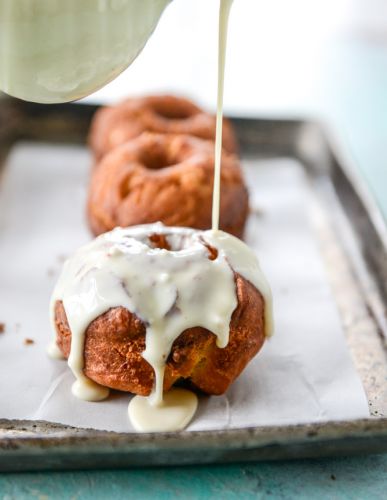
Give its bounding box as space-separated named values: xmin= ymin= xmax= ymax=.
xmin=51 ymin=224 xmax=272 ymax=399
xmin=88 ymin=95 xmax=239 ymax=160
xmin=87 ymin=132 xmax=249 ymax=238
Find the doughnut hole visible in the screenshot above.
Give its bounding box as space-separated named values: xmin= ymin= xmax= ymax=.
xmin=148 ymin=233 xmax=171 ymax=250
xmin=148 ymin=233 xmax=218 ymax=262
xmin=140 ymin=146 xmax=176 ymax=170
xmin=150 ymin=100 xmax=197 ymax=120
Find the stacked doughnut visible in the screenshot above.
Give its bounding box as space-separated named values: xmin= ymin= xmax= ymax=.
xmin=87 ymin=95 xmax=249 ymax=238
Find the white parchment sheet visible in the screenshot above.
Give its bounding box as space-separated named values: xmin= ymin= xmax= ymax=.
xmin=0 ymin=143 xmax=369 ymax=431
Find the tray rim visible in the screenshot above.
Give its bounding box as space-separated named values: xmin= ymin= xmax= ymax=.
xmin=1 ymin=418 xmax=386 ymax=471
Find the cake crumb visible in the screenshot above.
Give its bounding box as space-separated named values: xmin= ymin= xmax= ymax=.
xmin=0 ymin=323 xmax=5 ymax=333
xmin=24 ymin=338 xmax=34 ymax=345
xmin=250 ymin=205 xmax=265 ymax=217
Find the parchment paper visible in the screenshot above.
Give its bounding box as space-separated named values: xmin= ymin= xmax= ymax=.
xmin=0 ymin=142 xmax=369 ymax=431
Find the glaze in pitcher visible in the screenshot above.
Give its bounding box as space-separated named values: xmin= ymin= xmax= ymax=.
xmin=0 ymin=0 xmax=170 ymax=103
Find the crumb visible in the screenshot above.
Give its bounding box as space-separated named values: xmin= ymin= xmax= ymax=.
xmin=24 ymin=338 xmax=34 ymax=345
xmin=57 ymin=254 xmax=67 ymax=263
xmin=0 ymin=323 xmax=5 ymax=333
xmin=47 ymin=268 xmax=55 ymax=277
xmin=331 ymin=474 xmax=336 ymax=481
xmin=250 ymin=205 xmax=265 ymax=217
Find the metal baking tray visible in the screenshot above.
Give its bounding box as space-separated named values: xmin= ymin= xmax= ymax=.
xmin=0 ymin=97 xmax=386 ymax=471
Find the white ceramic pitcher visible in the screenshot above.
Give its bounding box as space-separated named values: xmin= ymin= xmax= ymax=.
xmin=0 ymin=0 xmax=171 ymax=103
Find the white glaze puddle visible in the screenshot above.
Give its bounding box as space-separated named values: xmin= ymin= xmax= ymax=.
xmin=128 ymin=387 xmax=198 ymax=432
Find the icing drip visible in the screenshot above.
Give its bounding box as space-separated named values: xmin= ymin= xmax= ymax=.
xmin=46 ymin=341 xmax=65 ymax=360
xmin=204 ymin=230 xmax=273 ymax=337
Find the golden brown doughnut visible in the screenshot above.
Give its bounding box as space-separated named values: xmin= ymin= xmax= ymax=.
xmin=54 ymin=271 xmax=265 ymax=396
xmin=89 ymin=94 xmax=239 ymax=160
xmin=87 ymin=132 xmax=249 ymax=238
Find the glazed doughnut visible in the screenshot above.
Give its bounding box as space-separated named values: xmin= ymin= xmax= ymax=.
xmin=89 ymin=95 xmax=239 ymax=160
xmin=51 ymin=224 xmax=270 ymax=397
xmin=87 ymin=132 xmax=249 ymax=238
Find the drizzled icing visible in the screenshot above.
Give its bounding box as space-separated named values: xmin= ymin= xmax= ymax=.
xmin=50 ymin=224 xmax=273 ymax=430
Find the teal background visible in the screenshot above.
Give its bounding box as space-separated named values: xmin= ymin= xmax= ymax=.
xmin=0 ymin=454 xmax=386 ymax=499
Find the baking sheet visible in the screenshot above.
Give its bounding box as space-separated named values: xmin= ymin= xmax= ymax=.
xmin=0 ymin=142 xmax=369 ymax=432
